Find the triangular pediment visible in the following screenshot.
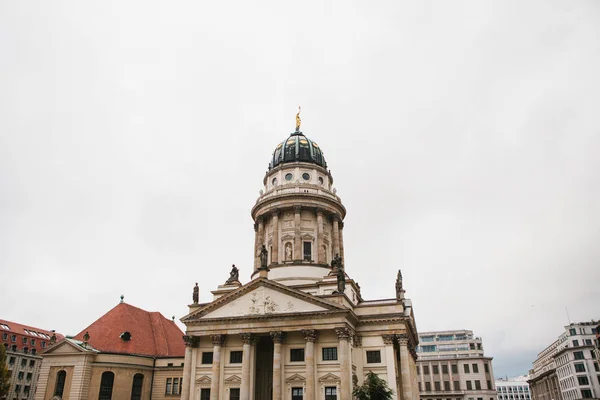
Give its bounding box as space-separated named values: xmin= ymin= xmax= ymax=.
xmin=286 ymin=374 xmax=306 ymax=383
xmin=319 ymin=373 xmax=341 ymax=383
xmin=195 ymin=375 xmax=211 ymax=386
xmin=43 ymin=339 xmax=97 ymax=355
xmin=224 ymin=375 xmax=242 ymax=385
xmin=182 ymin=278 xmax=344 ymax=322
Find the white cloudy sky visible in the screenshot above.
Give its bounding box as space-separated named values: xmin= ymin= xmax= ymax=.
xmin=1 ymin=1 xmax=599 ymax=378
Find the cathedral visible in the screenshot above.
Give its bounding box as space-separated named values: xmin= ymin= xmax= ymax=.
xmin=179 ymin=115 xmax=420 ymax=400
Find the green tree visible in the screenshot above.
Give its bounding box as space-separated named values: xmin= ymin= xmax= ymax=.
xmin=353 ymin=371 xmax=394 ymax=400
xmin=0 ymin=345 xmax=10 ymax=398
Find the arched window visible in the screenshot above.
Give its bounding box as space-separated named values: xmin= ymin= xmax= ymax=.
xmin=99 ymin=371 xmax=115 ymax=400
xmin=54 ymin=370 xmax=67 ymax=396
xmin=130 ymin=373 xmax=144 ymax=400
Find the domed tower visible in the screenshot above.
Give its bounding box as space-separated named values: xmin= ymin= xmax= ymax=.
xmin=251 ymin=113 xmax=346 ymax=286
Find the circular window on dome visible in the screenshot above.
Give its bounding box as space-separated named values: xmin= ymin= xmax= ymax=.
xmin=272 ymin=178 xmax=277 ymax=186
xmin=318 ymin=177 xmax=324 ymax=185
xmin=302 ymin=173 xmax=311 ymax=181
xmin=285 ymin=173 xmax=293 ymax=181
xmin=312 ymin=142 xmax=319 ymax=148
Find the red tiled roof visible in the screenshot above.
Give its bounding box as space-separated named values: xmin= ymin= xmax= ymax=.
xmin=73 ymin=302 xmax=185 ymax=358
xmin=0 ymin=318 xmax=65 ymax=351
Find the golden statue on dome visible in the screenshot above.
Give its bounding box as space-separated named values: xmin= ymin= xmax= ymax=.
xmin=295 ymin=106 xmax=301 ymax=132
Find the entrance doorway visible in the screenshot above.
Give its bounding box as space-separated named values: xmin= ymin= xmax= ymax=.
xmin=254 ymin=336 xmax=274 ymax=400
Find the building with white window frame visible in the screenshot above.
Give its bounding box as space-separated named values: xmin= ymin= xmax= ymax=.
xmin=496 ymin=375 xmax=531 ymax=400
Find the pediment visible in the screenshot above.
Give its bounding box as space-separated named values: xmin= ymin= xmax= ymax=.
xmin=195 ymin=375 xmax=211 ymax=384
xmin=182 ymin=278 xmax=344 ymax=322
xmin=224 ymin=375 xmax=242 ymax=385
xmin=319 ymin=373 xmax=341 ymax=383
xmin=286 ymin=374 xmax=306 ymax=383
xmin=43 ymin=339 xmax=96 ymax=355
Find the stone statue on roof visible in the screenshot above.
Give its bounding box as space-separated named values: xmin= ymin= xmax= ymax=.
xmin=336 ymin=263 xmax=346 ymax=293
xmin=193 ymin=282 xmax=199 ymax=304
xmin=259 ymin=245 xmax=269 ymax=269
xmin=225 ymin=264 xmax=239 ymax=284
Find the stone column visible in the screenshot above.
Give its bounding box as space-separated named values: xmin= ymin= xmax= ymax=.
xmin=255 ymin=217 xmax=264 ymax=270
xmin=270 ymin=332 xmax=286 ymax=400
xmin=302 ymin=330 xmax=317 ymax=400
xmin=293 ymin=206 xmax=302 ymax=260
xmin=181 ymin=335 xmax=197 ymax=400
xmin=353 ymin=335 xmax=364 ymax=386
xmin=210 ymin=334 xmax=226 ymax=400
xmin=332 ymin=214 xmax=340 ymax=258
xmin=316 ymin=209 xmax=325 ymax=264
xmin=398 ymin=334 xmax=415 ymax=400
xmin=381 ymin=335 xmax=399 ymax=400
xmin=271 ymin=210 xmax=280 ymax=264
xmin=339 ymin=221 xmax=345 ymax=263
xmin=335 ymin=328 xmax=352 ymax=400
xmin=240 ymin=333 xmax=254 ymax=400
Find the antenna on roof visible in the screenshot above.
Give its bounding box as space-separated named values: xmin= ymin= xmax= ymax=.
xmin=565 ymin=306 xmax=571 ymax=324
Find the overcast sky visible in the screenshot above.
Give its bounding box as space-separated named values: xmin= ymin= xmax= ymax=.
xmin=1 ymin=1 xmax=599 ymax=378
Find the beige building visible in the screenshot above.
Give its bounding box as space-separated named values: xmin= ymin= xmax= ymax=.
xmin=528 ymin=321 xmax=600 ymax=400
xmin=415 ymin=330 xmax=497 ymax=400
xmin=34 ymin=301 xmax=185 ymax=400
xmin=180 ymin=121 xmax=420 ymax=400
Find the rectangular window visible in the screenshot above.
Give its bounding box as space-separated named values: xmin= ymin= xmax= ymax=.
xmin=23 ymin=337 xmax=27 ymax=344
xmin=573 ymin=340 xmax=579 ymax=347
xmin=421 ymin=345 xmax=437 ymax=352
xmin=292 ymin=387 xmax=303 ymax=400
xmin=433 ymin=365 xmax=439 ymax=374
xmin=442 ymin=365 xmax=448 ymax=374
xmin=418 ymin=382 xmax=421 ymax=391
xmin=9 ymin=357 xmax=15 ymax=365
xmin=444 ymin=381 xmax=450 ymax=391
xmin=434 ymin=381 xmax=441 ymax=391
xmin=303 ymin=242 xmax=312 ymax=261
xmin=200 ymin=388 xmax=211 ymax=400
xmin=475 ymin=380 xmax=481 ymax=390
xmin=421 ymin=336 xmax=434 ymax=342
xmin=172 ymin=378 xmax=179 ymax=394
xmin=230 ymin=388 xmax=240 ymax=400
xmin=594 ymin=362 xmax=599 ymax=372
xmin=165 ymin=378 xmax=172 ymax=394
xmin=454 ymin=381 xmax=460 ymax=390
xmin=464 ymin=364 xmax=470 ymax=373
xmin=230 ymin=351 xmax=243 ymax=364
xmin=487 ymin=380 xmax=491 ymax=389
xmin=290 ymin=348 xmax=305 ymax=362
xmin=574 ymin=351 xmax=584 ymax=360
xmin=26 ymin=373 xmax=32 ymax=381
xmin=484 ymin=363 xmax=489 ymax=373
xmin=18 ymin=371 xmax=24 ymax=380
xmin=423 ymin=366 xmax=430 ymax=375
xmin=577 ymin=376 xmax=589 ymax=385
xmin=581 ymin=389 xmax=593 ymax=398
xmin=366 ymin=350 xmax=381 ymax=364
xmin=569 ymin=328 xmax=576 ymax=335
xmin=425 ymin=382 xmax=431 ymax=391
xmin=21 ymin=359 xmax=27 ymax=367
xmin=575 ymin=363 xmax=586 ymax=373
xmin=29 ymin=360 xmax=35 ymax=368
xmin=467 ymin=381 xmax=473 ymax=390
xmin=325 ymin=386 xmax=337 ymax=400
xmin=202 ymin=352 xmax=214 ymax=364
xmin=15 ymin=385 xmax=21 ymax=393
xmin=438 ymin=335 xmax=454 ymax=341
xmin=322 ymin=347 xmax=338 ymax=361
xmin=472 ymin=364 xmax=479 ymax=373
xmin=451 ymin=365 xmax=458 ymax=374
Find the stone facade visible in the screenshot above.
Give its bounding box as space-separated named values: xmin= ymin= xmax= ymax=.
xmin=180 ymin=127 xmax=421 ymax=400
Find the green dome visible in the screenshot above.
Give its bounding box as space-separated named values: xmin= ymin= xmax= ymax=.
xmin=269 ymin=132 xmax=327 ymax=170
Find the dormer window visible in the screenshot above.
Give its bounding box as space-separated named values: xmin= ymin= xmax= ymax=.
xmin=120 ymin=331 xmax=132 ymax=342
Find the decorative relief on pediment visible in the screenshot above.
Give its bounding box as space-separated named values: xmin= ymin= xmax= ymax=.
xmin=224 ymin=375 xmax=242 ymax=386
xmin=319 ymin=373 xmax=341 ymax=384
xmin=199 ymin=286 xmax=327 ymax=319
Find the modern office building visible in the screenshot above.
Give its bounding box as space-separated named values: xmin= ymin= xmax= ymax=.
xmin=1 ymin=319 xmax=64 ymax=400
xmin=496 ymin=375 xmax=531 ymax=400
xmin=529 ymin=321 xmax=600 ymax=400
xmin=416 ymin=329 xmax=497 ymax=400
